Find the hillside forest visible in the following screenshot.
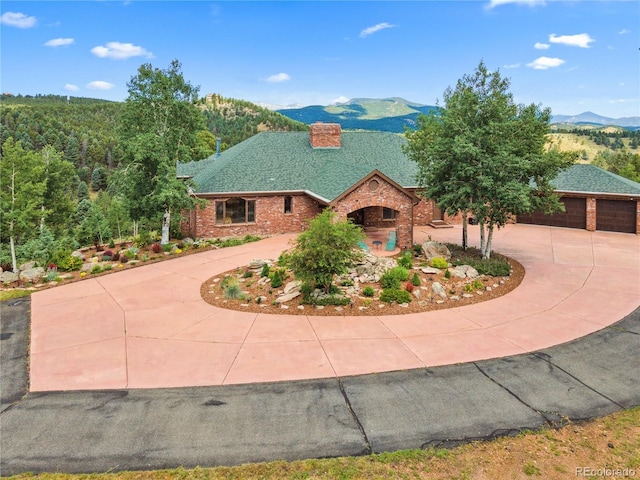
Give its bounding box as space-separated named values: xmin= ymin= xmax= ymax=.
xmin=0 ymin=91 xmax=307 ymax=272
xmin=1 ymin=90 xmax=639 ymax=274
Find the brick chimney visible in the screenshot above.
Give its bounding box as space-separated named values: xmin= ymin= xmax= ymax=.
xmin=309 ymin=122 xmax=341 ymax=148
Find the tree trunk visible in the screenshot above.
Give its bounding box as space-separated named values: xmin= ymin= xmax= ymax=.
xmin=483 ymin=225 xmax=494 ymax=260
xmin=479 ymin=221 xmax=486 ymax=257
xmin=10 ymin=235 xmax=17 ymax=273
xmin=161 ymin=208 xmax=170 ymax=244
xmin=133 ymin=220 xmax=138 ymax=238
xmin=461 ymin=212 xmax=468 ymax=250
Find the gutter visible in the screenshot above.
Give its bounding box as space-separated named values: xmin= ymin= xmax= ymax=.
xmin=192 ymin=189 xmax=331 ymax=205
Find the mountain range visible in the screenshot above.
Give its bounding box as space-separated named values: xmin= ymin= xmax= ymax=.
xmin=275 ymin=98 xmax=640 ymax=132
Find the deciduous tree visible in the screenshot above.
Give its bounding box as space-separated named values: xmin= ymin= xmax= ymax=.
xmin=117 ymin=59 xmax=204 ymax=244
xmin=405 ymin=61 xmax=574 ymax=258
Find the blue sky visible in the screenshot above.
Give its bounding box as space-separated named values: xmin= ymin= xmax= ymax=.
xmin=1 ymin=0 xmax=638 ymax=118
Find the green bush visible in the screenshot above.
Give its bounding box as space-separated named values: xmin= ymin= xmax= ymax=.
xmin=362 ymin=286 xmax=375 ymax=297
xmin=90 ymin=265 xmax=103 ymax=274
xmin=380 ymin=288 xmax=412 ymax=304
xmin=270 ymin=269 xmax=283 ymax=288
xmin=444 ymin=269 xmax=451 ymax=279
xmin=224 ymin=283 xmax=244 ymax=300
xmin=381 ymin=266 xmax=410 ymax=289
xmin=341 ymin=279 xmax=354 ymax=287
xmin=430 ymin=257 xmax=449 ymax=269
xmin=410 ymin=272 xmax=421 ymax=286
xmin=310 ymin=295 xmax=351 ymax=306
xmin=242 ymin=270 xmax=253 ymax=278
xmin=260 ymin=263 xmax=270 ymax=278
xmin=398 ymin=252 xmax=413 ymax=269
xmin=53 ymin=252 xmax=83 ymax=272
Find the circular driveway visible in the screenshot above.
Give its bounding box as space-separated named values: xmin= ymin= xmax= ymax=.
xmin=28 ymin=224 xmax=640 ymax=392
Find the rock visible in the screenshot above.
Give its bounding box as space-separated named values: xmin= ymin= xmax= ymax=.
xmin=71 ymin=251 xmax=85 ymax=260
xmin=275 ymin=291 xmax=301 ymax=304
xmin=485 ymin=286 xmax=492 ymax=292
xmin=248 ymin=259 xmax=272 ymax=270
xmin=258 ymin=276 xmax=271 ymax=285
xmin=421 ymin=241 xmax=451 ymax=262
xmin=451 ymin=265 xmax=479 ymax=279
xmin=399 ymin=303 xmax=409 ymax=308
xmin=463 ymin=293 xmax=474 ymax=298
xmin=421 ymin=267 xmax=441 ymax=275
xmin=431 ymin=282 xmax=448 ymax=299
xmin=19 ymin=267 xmax=45 ymax=283
xmin=0 ymin=271 xmax=19 ymax=284
xmin=19 ymin=261 xmax=36 ymax=271
xmin=297 ymin=305 xmax=305 ymax=310
xmin=283 ymin=280 xmax=302 ymax=295
xmin=280 ymin=304 xmax=289 ymax=309
xmin=451 ymin=295 xmax=460 ymax=301
xmin=334 ymin=307 xmax=343 ymax=312
xmin=412 ymin=289 xmax=421 ymax=299
xmin=182 ymin=237 xmax=195 ymax=245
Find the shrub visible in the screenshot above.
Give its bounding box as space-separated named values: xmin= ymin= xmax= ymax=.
xmin=413 ymin=243 xmax=423 ymax=256
xmin=362 ymin=286 xmax=375 ymax=297
xmin=224 ymin=283 xmax=245 ymax=300
xmin=101 ymin=255 xmax=112 ymax=262
xmin=46 ymin=269 xmax=59 ymax=282
xmin=220 ymin=275 xmax=237 ymax=289
xmin=398 ymin=252 xmax=413 ymax=269
xmin=260 ymin=263 xmax=270 ymax=278
xmin=310 ymin=295 xmax=351 ymax=306
xmin=430 ymin=257 xmax=449 ymax=269
xmin=53 ymin=252 xmax=83 ymax=272
xmin=411 ymin=272 xmax=421 ymax=286
xmin=444 ymin=269 xmax=451 ymax=279
xmin=113 ymin=252 xmax=120 ymax=262
xmin=381 ymin=266 xmax=410 ymax=289
xmin=405 ymin=281 xmax=414 ymax=293
xmin=270 ymin=269 xmax=283 ymax=288
xmin=103 ymin=264 xmax=113 ymax=271
xmin=90 ymin=265 xmax=103 ymax=274
xmin=133 ymin=232 xmax=153 ymax=248
xmin=341 ymin=279 xmax=354 ymax=287
xmin=151 ymin=243 xmax=162 ymax=254
xmin=103 ymin=250 xmax=114 ymax=258
xmin=162 ymin=243 xmax=173 ymax=253
xmin=120 ymin=256 xmax=129 ymax=264
xmin=380 ymin=288 xmax=412 ymax=304
xmin=108 ymin=239 xmax=116 ymax=249
xmin=242 ymin=270 xmax=253 ymax=278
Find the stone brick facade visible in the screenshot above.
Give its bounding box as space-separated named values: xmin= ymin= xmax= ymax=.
xmin=585 ymin=196 xmax=596 ymax=232
xmin=309 ymin=122 xmax=341 ymax=148
xmin=331 ymin=173 xmax=415 ymax=249
xmin=184 ymin=194 xmax=322 ymax=239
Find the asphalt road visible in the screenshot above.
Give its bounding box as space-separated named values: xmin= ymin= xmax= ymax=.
xmin=1 ymin=298 xmax=638 ymax=475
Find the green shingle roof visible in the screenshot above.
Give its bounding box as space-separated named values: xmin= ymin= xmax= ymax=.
xmin=552 ymin=164 xmax=640 ymax=196
xmin=177 ymin=131 xmax=417 ymax=202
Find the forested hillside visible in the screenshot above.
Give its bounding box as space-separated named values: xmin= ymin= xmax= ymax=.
xmin=0 ymin=91 xmax=307 ymax=273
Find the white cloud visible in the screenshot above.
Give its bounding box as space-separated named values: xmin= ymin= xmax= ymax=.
xmin=486 ymin=0 xmax=545 ymax=9
xmin=44 ymin=38 xmax=74 ymax=47
xmin=526 ymin=56 xmax=565 ymax=70
xmin=264 ymin=73 xmax=291 ymax=83
xmin=90 ymin=42 xmax=153 ymax=60
xmin=87 ymin=81 xmax=114 ymax=90
xmin=534 ymin=42 xmax=550 ymax=50
xmin=549 ymin=33 xmax=594 ymax=48
xmin=618 ymin=29 xmax=629 ymax=35
xmin=331 ymin=96 xmax=350 ymax=104
xmin=64 ymin=84 xmax=79 ymax=92
xmin=360 ymin=22 xmax=396 ymax=38
xmin=609 ymin=98 xmax=635 ymax=104
xmin=1 ymin=12 xmax=37 ymax=28
xmin=503 ymin=63 xmax=520 ymax=69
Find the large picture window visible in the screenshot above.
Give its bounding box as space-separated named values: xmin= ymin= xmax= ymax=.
xmin=216 ymin=198 xmax=255 ymax=224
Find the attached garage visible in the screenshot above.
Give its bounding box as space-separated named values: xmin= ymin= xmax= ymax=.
xmin=516 ymin=164 xmax=640 ymax=235
xmin=518 ymin=197 xmax=586 ymax=229
xmin=596 ymin=199 xmax=637 ymax=233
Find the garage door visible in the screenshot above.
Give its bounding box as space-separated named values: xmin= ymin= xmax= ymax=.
xmin=518 ymin=197 xmax=586 ymax=229
xmin=596 ymin=199 xmax=637 ymax=233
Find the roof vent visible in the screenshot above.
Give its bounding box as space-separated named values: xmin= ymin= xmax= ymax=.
xmin=309 ymin=122 xmax=341 ymax=148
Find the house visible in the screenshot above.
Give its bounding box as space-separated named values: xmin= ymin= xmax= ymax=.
xmin=177 ymin=123 xmax=640 ymax=243
xmin=177 ymin=123 xmax=439 ymax=249
xmin=517 ymin=164 xmax=640 ymax=234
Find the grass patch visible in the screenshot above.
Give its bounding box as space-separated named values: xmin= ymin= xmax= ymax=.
xmin=0 ymin=289 xmax=31 ymax=302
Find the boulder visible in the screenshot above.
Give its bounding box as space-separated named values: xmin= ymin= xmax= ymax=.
xmin=275 ymin=290 xmax=302 ymax=304
xmin=71 ymin=250 xmax=85 ymax=260
xmin=19 ymin=267 xmax=45 ymax=283
xmin=421 ymin=267 xmax=441 ymax=275
xmin=182 ymin=237 xmax=195 ymax=245
xmin=431 ymin=282 xmax=448 ymax=299
xmin=450 ymin=265 xmax=479 ymax=279
xmin=0 ymin=271 xmax=19 ymax=285
xmin=19 ymin=261 xmax=36 ymax=271
xmin=283 ymin=280 xmax=302 ymax=295
xmin=421 ymin=241 xmax=451 ymax=262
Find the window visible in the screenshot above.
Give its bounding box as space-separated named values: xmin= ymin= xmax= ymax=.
xmin=284 ymin=196 xmax=292 ymax=214
xmin=216 ymin=198 xmax=255 ymax=224
xmin=383 ymin=207 xmax=396 ymax=220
